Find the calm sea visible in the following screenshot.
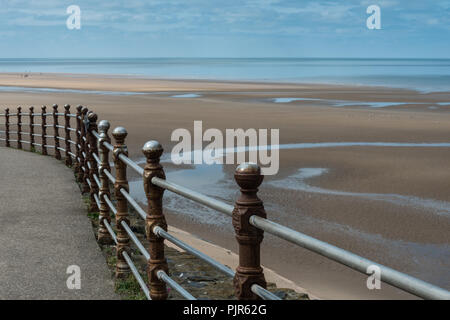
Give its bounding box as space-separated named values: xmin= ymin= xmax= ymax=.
xmin=0 ymin=58 xmax=449 ymax=92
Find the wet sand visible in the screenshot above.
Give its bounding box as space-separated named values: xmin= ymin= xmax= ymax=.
xmin=0 ymin=73 xmax=449 ymax=299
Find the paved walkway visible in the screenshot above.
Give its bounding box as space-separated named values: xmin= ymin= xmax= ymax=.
xmin=0 ymin=147 xmax=118 ymax=299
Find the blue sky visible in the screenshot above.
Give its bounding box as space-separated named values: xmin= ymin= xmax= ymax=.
xmin=0 ymin=0 xmax=448 ymax=58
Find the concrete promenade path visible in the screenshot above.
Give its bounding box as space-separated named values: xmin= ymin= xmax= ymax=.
xmin=0 ymin=147 xmax=118 ymax=299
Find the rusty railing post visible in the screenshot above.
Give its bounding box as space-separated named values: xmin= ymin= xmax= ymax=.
xmin=29 ymin=106 xmax=35 ymax=151
xmin=17 ymin=106 xmax=22 ymax=149
xmin=53 ymin=104 xmax=61 ymax=160
xmin=5 ymin=108 xmax=10 ymax=147
xmin=74 ymin=106 xmax=83 ymax=181
xmin=87 ymin=112 xmax=99 ymax=212
xmin=97 ymin=120 xmax=113 ymax=245
xmin=143 ymin=140 xmax=168 ymax=300
xmin=232 ymin=162 xmax=267 ymax=300
xmin=41 ymin=106 xmax=47 ymax=155
xmin=80 ymin=107 xmax=90 ymax=193
xmin=64 ymin=104 xmax=72 ymax=166
xmin=112 ymin=127 xmax=131 ymax=278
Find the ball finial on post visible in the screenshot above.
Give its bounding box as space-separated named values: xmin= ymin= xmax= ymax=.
xmin=112 ymin=126 xmax=128 ymax=144
xmin=98 ymin=119 xmax=110 ymax=134
xmin=234 ymin=162 xmax=264 ymax=191
xmin=142 ymin=140 xmax=163 ymax=161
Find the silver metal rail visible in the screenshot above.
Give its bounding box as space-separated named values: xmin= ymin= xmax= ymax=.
xmin=93 ymin=193 xmax=101 ymax=209
xmin=104 ymin=195 xmax=118 ymax=215
xmin=156 ymin=270 xmax=196 ymax=300
xmin=102 ymin=217 xmax=151 ymax=300
xmin=103 ymin=141 xmax=114 ymax=152
xmin=103 ymin=168 xmax=116 ymax=184
xmin=153 ymin=226 xmax=235 ymax=278
xmin=118 ymin=153 xmax=144 ymax=176
xmin=93 ymin=174 xmax=101 ymax=188
xmin=153 ymin=226 xmax=280 ymax=300
xmin=122 ymin=251 xmax=151 ymax=300
xmin=92 ymin=153 xmax=100 ymax=165
xmin=121 ymin=221 xmax=150 ymax=260
xmin=249 ymin=215 xmax=450 ymax=300
xmin=119 ymin=188 xmax=146 ymax=220
xmin=152 ymin=177 xmax=234 ymax=216
xmin=103 ymin=219 xmax=118 ymax=244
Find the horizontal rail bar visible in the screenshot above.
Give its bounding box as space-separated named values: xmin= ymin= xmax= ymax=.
xmin=68 ymin=152 xmax=76 ymax=158
xmin=68 ymin=140 xmax=77 ymax=145
xmin=153 ymin=226 xmax=235 ymax=278
xmin=68 ymin=114 xmax=77 ymax=118
xmin=118 ymin=153 xmax=144 ymax=176
xmin=103 ymin=169 xmax=116 ymax=184
xmin=103 ymin=219 xmax=117 ymax=244
xmin=251 ymin=284 xmax=281 ymax=300
xmin=103 ymin=141 xmax=113 ymax=152
xmin=157 ymin=270 xmax=196 ymax=300
xmin=119 ymin=188 xmax=146 ymax=220
xmin=249 ymin=215 xmax=450 ymax=300
xmin=92 ymin=130 xmax=100 ymax=139
xmin=154 ymin=228 xmax=280 ymax=300
xmin=121 ymin=221 xmax=150 ymax=261
xmin=93 ymin=174 xmax=101 ymax=188
xmin=104 ymin=195 xmax=117 ymax=215
xmin=152 ymin=177 xmax=234 ymax=216
xmin=122 ymin=251 xmax=151 ymax=300
xmin=93 ymin=193 xmax=101 ymax=209
xmin=92 ymin=153 xmax=100 ymax=165
xmin=68 ymin=127 xmax=76 ymax=132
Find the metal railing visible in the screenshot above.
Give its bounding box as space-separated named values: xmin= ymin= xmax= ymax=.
xmin=1 ymin=105 xmax=449 ymax=300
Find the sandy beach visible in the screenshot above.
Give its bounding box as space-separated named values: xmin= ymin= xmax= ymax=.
xmin=1 ymin=73 xmax=449 ymax=299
